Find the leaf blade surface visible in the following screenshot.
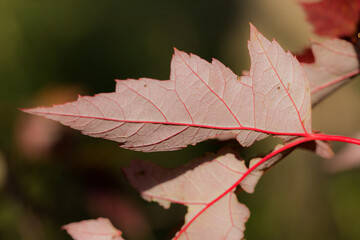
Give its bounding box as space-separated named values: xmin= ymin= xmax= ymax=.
xmin=63 ymin=218 xmax=124 ymax=240
xmin=23 ymin=25 xmax=312 ymax=151
xmin=123 ymin=150 xmax=258 ymax=240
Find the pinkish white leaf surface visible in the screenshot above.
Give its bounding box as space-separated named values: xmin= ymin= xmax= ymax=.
xmin=22 ymin=25 xmax=311 ymax=152
xmin=303 ymin=38 xmax=360 ymax=106
xmin=63 ymin=218 xmax=124 ymax=240
xmin=123 ymin=150 xmax=258 ymax=239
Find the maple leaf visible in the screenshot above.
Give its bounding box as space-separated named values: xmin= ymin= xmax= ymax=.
xmin=123 ymin=149 xmax=262 ymax=240
xmin=301 ymin=0 xmax=360 ymax=38
xmin=63 ymin=218 xmax=124 ymax=240
xmin=302 ymin=38 xmax=360 ymax=106
xmin=22 ymin=24 xmax=312 ymax=152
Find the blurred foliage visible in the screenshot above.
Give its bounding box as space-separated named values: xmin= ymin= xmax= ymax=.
xmin=0 ymin=0 xmax=359 ymax=239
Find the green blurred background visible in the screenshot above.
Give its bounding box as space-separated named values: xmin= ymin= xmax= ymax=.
xmin=1 ymin=0 xmax=360 ymax=239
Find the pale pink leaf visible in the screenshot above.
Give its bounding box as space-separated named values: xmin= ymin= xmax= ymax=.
xmin=123 ymin=150 xmax=258 ymax=239
xmin=303 ymin=38 xmax=360 ymax=106
xmin=22 ymin=24 xmax=312 ymax=152
xmin=62 ymin=218 xmax=124 ymax=240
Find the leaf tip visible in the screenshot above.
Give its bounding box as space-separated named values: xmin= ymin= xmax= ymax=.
xmin=249 ymin=22 xmax=258 ymax=35
xmin=19 ymin=107 xmax=36 ymax=114
xmin=18 ymin=107 xmax=28 ymax=112
xmin=173 ymin=47 xmax=181 ymax=55
xmin=249 ymin=23 xmax=263 ymax=44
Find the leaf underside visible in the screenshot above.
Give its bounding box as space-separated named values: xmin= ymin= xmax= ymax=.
xmin=23 ymin=24 xmax=312 ymax=152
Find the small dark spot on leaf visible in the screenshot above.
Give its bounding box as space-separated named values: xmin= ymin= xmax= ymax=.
xmin=277 ymin=86 xmax=280 ymax=90
xmin=144 ymin=84 xmax=147 ymax=87
xmin=237 ymin=76 xmax=242 ymax=81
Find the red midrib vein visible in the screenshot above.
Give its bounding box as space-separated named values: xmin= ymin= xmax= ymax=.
xmin=24 ymin=110 xmax=308 ymax=137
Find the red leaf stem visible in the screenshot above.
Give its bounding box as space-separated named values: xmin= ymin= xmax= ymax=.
xmin=309 ymin=133 xmax=360 ymax=146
